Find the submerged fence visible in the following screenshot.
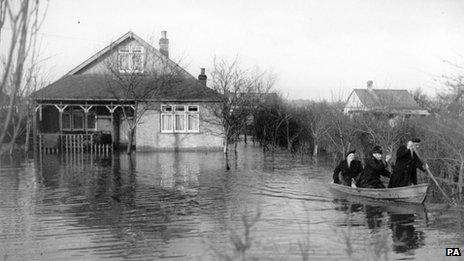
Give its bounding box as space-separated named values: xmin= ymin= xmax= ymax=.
xmin=37 ymin=134 xmax=112 ymax=155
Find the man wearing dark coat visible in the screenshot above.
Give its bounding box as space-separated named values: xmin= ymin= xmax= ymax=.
xmin=333 ymin=150 xmax=363 ymax=186
xmin=388 ymin=138 xmax=427 ymax=188
xmin=357 ymin=146 xmax=391 ymax=188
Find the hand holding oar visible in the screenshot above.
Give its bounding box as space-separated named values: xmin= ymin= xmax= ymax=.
xmin=414 ymin=147 xmax=457 ymax=206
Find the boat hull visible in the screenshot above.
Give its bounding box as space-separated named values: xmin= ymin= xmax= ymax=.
xmin=329 ymin=183 xmax=428 ymax=204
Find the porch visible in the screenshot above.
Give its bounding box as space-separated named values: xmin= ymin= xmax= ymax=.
xmin=33 ymin=100 xmax=135 ymax=153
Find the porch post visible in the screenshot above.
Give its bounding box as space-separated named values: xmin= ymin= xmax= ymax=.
xmin=33 ymin=103 xmax=40 ymax=154
xmin=80 ymin=105 xmax=93 ymax=134
xmin=55 ymin=104 xmax=68 ymax=152
xmin=105 ymin=104 xmax=119 ymax=148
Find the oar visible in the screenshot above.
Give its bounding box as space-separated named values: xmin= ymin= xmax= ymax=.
xmin=414 ymin=148 xmax=457 ymax=206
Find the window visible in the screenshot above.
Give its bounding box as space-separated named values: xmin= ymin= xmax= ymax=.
xmin=161 ymin=114 xmax=173 ymax=132
xmin=174 ymin=114 xmax=186 ymax=132
xmin=118 ymin=45 xmax=144 ymax=73
xmin=62 ymin=113 xmax=71 ymax=130
xmin=73 ymin=112 xmax=84 ymax=130
xmin=87 ymin=113 xmax=96 ymax=130
xmin=61 ymin=109 xmax=95 ymax=131
xmin=187 ymin=114 xmax=199 ymax=132
xmin=160 ymin=104 xmax=200 ymax=133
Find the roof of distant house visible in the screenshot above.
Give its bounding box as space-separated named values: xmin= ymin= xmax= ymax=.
xmin=351 ymin=89 xmax=422 ymax=110
xmin=344 ymin=88 xmax=429 ymax=115
xmin=0 ymin=90 xmax=9 ymax=105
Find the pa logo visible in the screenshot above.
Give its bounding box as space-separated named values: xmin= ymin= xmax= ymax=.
xmin=446 ymin=248 xmax=461 ymax=256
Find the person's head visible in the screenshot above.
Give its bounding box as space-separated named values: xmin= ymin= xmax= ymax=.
xmin=345 ymin=150 xmax=356 ymax=161
xmin=372 ymin=145 xmax=383 ymax=160
xmin=407 ymin=138 xmax=421 ymax=150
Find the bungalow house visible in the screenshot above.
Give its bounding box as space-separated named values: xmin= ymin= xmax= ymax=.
xmin=31 ymin=31 xmax=223 ymax=151
xmin=344 ymin=81 xmax=429 ymax=116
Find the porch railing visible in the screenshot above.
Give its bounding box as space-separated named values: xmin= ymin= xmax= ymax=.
xmin=37 ymin=133 xmax=112 ymax=155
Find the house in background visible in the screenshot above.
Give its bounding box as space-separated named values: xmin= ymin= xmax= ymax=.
xmin=32 ymin=31 xmax=223 ymax=151
xmin=0 ymin=90 xmax=9 ymax=111
xmin=344 ymin=80 xmax=429 ymax=117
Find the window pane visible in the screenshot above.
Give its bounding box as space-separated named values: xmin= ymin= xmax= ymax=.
xmin=73 ymin=113 xmax=84 ymax=129
xmin=62 ymin=113 xmax=71 ymax=130
xmin=87 ymin=113 xmax=95 ymax=129
xmin=118 ymin=53 xmax=130 ymax=71
xmin=187 ymin=114 xmax=199 ymax=131
xmin=162 ymin=105 xmax=172 ymax=112
xmin=175 ymin=114 xmax=185 ymax=131
xmin=188 ymin=105 xmax=198 ymax=112
xmin=161 ymin=114 xmax=172 ymax=131
xmin=175 ymin=105 xmax=185 ymax=112
xmin=132 ymin=52 xmax=143 ymax=71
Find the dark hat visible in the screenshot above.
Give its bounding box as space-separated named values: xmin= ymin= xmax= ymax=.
xmin=345 ymin=149 xmax=356 ymax=158
xmin=372 ymin=145 xmax=383 ymax=154
xmin=411 ymin=138 xmax=421 ymax=143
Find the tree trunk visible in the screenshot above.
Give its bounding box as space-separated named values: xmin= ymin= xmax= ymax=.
xmin=24 ymin=118 xmax=31 ymax=153
xmin=286 ymin=121 xmax=291 ymax=151
xmin=126 ymin=127 xmax=135 ymax=155
xmin=459 ymin=161 xmax=463 ymax=201
xmin=312 ymin=143 xmax=318 ymax=158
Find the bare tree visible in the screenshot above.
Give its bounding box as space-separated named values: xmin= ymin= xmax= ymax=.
xmin=103 ymin=44 xmax=188 ymax=155
xmin=0 ymin=0 xmax=48 ymax=153
xmin=205 ymin=57 xmax=274 ymax=155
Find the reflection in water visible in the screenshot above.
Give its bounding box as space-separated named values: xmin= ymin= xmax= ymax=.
xmin=390 ymin=213 xmax=425 ymax=254
xmin=0 ymin=145 xmax=463 ymax=260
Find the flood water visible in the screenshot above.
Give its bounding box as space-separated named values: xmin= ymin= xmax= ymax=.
xmin=1 ymin=144 xmax=463 ymax=260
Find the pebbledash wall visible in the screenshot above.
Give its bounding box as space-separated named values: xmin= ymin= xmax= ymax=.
xmin=136 ymin=102 xmax=223 ymax=151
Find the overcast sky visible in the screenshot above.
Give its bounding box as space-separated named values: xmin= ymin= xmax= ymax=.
xmin=34 ymin=0 xmax=464 ymax=100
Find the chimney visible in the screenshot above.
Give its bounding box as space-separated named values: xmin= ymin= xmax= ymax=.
xmin=366 ymin=80 xmax=374 ymax=91
xmin=198 ymin=68 xmax=207 ymax=85
xmin=159 ymin=30 xmax=169 ymax=58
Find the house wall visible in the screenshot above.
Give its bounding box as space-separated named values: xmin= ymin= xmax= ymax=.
xmin=135 ymin=102 xmax=223 ymax=151
xmin=344 ymin=92 xmax=366 ymax=114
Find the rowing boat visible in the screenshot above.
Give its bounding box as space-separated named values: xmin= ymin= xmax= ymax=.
xmin=329 ymin=182 xmax=429 ymax=204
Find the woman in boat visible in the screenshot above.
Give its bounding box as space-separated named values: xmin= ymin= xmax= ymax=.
xmin=388 ymin=138 xmax=428 ymax=188
xmin=332 ymin=149 xmax=363 ymax=186
xmin=357 ymin=145 xmax=391 ymax=188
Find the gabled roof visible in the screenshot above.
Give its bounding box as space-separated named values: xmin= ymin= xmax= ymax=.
xmin=32 ymin=31 xmax=217 ymax=101
xmin=344 ymin=88 xmax=429 ymax=115
xmin=64 ymin=31 xmax=192 ymax=79
xmin=349 ymin=89 xmax=423 ymax=110
xmin=32 ymin=74 xmax=221 ymax=101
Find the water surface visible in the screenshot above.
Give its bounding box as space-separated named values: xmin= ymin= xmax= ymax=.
xmin=0 ymin=145 xmax=463 ymax=260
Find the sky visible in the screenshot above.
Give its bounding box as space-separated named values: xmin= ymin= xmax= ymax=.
xmin=28 ymin=0 xmax=464 ymax=100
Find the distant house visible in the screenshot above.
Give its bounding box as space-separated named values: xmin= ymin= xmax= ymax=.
xmin=31 ymin=31 xmax=223 ymax=151
xmin=0 ymin=90 xmax=9 ymax=108
xmin=344 ymin=81 xmax=429 ymax=116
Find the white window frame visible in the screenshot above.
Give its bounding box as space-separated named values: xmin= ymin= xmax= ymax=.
xmin=160 ymin=113 xmax=173 ymax=133
xmin=118 ymin=45 xmax=144 ymax=73
xmin=160 ymin=104 xmax=200 ymax=133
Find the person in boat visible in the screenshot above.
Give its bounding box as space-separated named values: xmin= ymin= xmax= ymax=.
xmin=357 ymin=145 xmax=391 ymax=188
xmin=332 ymin=149 xmax=363 ymax=186
xmin=388 ymin=138 xmax=428 ymax=188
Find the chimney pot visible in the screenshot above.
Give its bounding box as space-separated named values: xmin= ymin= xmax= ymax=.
xmin=159 ymin=31 xmax=169 ymax=58
xmin=198 ymin=68 xmax=207 ymax=85
xmin=367 ymin=80 xmax=374 ymax=91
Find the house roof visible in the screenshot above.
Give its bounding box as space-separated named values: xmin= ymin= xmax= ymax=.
xmin=350 ymin=89 xmax=423 ymax=110
xmin=32 ymin=31 xmax=218 ymax=102
xmin=32 ymin=74 xmax=221 ymax=101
